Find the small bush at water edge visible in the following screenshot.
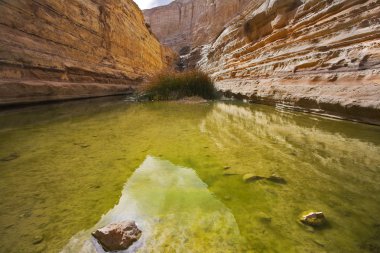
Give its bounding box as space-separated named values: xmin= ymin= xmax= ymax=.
xmin=141 ymin=71 xmax=218 ymax=100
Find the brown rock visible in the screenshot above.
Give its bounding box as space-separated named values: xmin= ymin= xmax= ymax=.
xmin=0 ymin=153 xmax=19 ymax=162
xmin=243 ymin=174 xmax=265 ymax=183
xmin=223 ymin=171 xmax=239 ymax=176
xmin=266 ymin=175 xmax=287 ymax=184
xmin=92 ymin=221 xmax=142 ymax=252
xmin=300 ymin=212 xmax=327 ymax=227
xmin=32 ymin=236 xmax=44 ymax=245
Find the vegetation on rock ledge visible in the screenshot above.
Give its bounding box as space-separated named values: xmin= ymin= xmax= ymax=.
xmin=141 ymin=71 xmax=218 ymax=101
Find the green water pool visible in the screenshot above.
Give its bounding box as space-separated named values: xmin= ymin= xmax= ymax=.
xmin=0 ymin=97 xmax=379 ymax=253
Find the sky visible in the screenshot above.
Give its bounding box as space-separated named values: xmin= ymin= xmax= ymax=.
xmin=134 ymin=0 xmax=173 ymax=10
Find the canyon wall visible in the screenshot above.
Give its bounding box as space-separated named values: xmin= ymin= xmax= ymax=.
xmin=197 ymin=0 xmax=380 ymax=124
xmin=144 ymin=0 xmax=262 ymax=53
xmin=0 ymin=0 xmax=173 ymax=105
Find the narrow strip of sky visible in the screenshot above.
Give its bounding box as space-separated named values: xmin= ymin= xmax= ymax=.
xmin=134 ymin=0 xmax=173 ymax=10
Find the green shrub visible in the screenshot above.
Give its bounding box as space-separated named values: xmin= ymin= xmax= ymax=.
xmin=141 ymin=70 xmax=217 ymax=100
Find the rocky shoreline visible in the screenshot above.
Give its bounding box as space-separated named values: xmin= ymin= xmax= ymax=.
xmin=0 ymin=79 xmax=135 ymax=106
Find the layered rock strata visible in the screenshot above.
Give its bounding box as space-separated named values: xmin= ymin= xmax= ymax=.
xmin=197 ymin=0 xmax=380 ymax=124
xmin=143 ymin=0 xmax=261 ymax=53
xmin=0 ymin=0 xmax=172 ymax=105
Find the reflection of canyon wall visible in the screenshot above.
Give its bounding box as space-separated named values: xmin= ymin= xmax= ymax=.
xmin=62 ymin=156 xmax=241 ymax=253
xmin=143 ymin=0 xmax=262 ymax=52
xmin=204 ymin=103 xmax=380 ymax=169
xmin=203 ymin=102 xmax=380 ymax=201
xmin=0 ymin=0 xmax=174 ymax=105
xmin=197 ymin=0 xmax=380 ymax=122
xmin=201 ymin=102 xmax=380 ymax=252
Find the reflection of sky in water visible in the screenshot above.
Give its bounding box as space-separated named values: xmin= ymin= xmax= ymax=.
xmin=62 ymin=156 xmax=241 ymax=253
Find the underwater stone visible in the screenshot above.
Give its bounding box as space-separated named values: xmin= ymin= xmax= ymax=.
xmin=266 ymin=175 xmax=287 ymax=184
xmin=32 ymin=236 xmax=44 ymax=245
xmin=256 ymin=212 xmax=272 ymax=224
xmin=243 ymin=174 xmax=265 ymax=183
xmin=92 ymin=221 xmax=142 ymax=252
xmin=223 ymin=171 xmax=239 ymax=176
xmin=0 ymin=153 xmax=19 ymax=162
xmin=223 ymin=195 xmax=232 ymax=201
xmin=300 ymin=212 xmax=327 ymax=227
xmin=74 ymin=143 xmax=90 ymax=148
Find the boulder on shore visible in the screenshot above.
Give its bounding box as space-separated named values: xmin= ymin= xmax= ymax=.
xmin=92 ymin=221 xmax=142 ymax=252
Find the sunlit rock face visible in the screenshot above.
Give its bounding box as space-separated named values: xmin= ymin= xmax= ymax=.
xmin=143 ymin=0 xmax=260 ymax=52
xmin=61 ymin=156 xmax=242 ymax=253
xmin=0 ymin=0 xmax=173 ymax=105
xmin=197 ymin=0 xmax=380 ymax=122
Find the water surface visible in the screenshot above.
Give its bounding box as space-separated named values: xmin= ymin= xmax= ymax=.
xmin=0 ymin=97 xmax=379 ymax=253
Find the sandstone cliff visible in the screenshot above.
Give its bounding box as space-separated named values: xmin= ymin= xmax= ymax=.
xmin=196 ymin=0 xmax=380 ymax=124
xmin=0 ymin=0 xmax=172 ymax=105
xmin=144 ymin=0 xmax=260 ymax=53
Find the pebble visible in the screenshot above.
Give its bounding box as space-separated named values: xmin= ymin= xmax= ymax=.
xmin=32 ymin=236 xmax=44 ymax=245
xmin=0 ymin=153 xmax=19 ymax=162
xmin=266 ymin=175 xmax=287 ymax=184
xmin=74 ymin=143 xmax=90 ymax=148
xmin=313 ymin=239 xmax=325 ymax=247
xmin=223 ymin=172 xmax=239 ymax=176
xmin=223 ymin=195 xmax=232 ymax=201
xmin=243 ymin=174 xmax=265 ymax=183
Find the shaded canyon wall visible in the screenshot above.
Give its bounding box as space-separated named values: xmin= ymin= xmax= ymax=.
xmin=143 ymin=0 xmax=262 ymax=53
xmin=0 ymin=0 xmax=174 ymax=105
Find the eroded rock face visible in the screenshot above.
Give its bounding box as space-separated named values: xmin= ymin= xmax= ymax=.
xmin=92 ymin=221 xmax=142 ymax=252
xmin=0 ymin=0 xmax=172 ymax=105
xmin=196 ymin=0 xmax=380 ymax=124
xmin=144 ymin=0 xmax=261 ymax=52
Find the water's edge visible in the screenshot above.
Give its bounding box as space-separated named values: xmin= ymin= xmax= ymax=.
xmin=224 ymin=91 xmax=380 ymax=126
xmin=2 ymin=91 xmax=379 ymax=126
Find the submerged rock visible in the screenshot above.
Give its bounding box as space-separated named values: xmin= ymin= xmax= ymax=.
xmin=74 ymin=143 xmax=90 ymax=148
xmin=223 ymin=195 xmax=232 ymax=201
xmin=256 ymin=212 xmax=272 ymax=224
xmin=243 ymin=174 xmax=265 ymax=183
xmin=242 ymin=173 xmax=287 ymax=184
xmin=32 ymin=235 xmax=44 ymax=245
xmin=0 ymin=153 xmax=19 ymax=162
xmin=300 ymin=212 xmax=327 ymax=227
xmin=223 ymin=171 xmax=239 ymax=176
xmin=92 ymin=221 xmax=142 ymax=252
xmin=266 ymin=175 xmax=287 ymax=184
